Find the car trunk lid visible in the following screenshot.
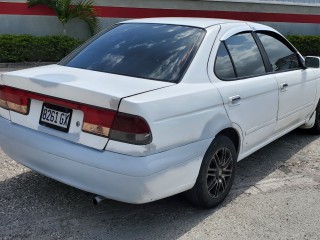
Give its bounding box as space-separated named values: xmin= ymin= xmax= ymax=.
xmin=1 ymin=65 xmax=174 ymax=150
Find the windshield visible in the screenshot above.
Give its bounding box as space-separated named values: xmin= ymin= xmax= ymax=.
xmin=62 ymin=23 xmax=205 ymax=83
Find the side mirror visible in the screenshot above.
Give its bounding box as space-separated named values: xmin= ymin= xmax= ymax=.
xmin=305 ymin=56 xmax=320 ymax=68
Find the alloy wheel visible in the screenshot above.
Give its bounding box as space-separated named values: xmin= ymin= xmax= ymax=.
xmin=207 ymin=147 xmax=233 ymax=198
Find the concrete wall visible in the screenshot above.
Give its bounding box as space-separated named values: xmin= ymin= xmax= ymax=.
xmin=1 ymin=0 xmax=320 ymax=39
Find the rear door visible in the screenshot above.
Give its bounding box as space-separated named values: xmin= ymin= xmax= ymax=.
xmin=209 ymin=25 xmax=279 ymax=155
xmin=256 ymin=32 xmax=317 ymax=132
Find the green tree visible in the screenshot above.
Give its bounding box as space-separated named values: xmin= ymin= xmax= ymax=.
xmin=27 ymin=0 xmax=99 ymax=36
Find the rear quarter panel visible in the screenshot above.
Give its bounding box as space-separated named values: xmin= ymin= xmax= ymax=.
xmin=106 ymin=82 xmax=231 ymax=156
xmin=105 ymin=25 xmax=234 ymax=157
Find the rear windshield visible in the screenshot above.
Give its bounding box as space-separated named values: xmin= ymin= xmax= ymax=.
xmin=62 ymin=23 xmax=205 ymax=83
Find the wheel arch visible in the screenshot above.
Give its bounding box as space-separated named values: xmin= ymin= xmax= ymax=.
xmin=215 ymin=127 xmax=241 ymax=156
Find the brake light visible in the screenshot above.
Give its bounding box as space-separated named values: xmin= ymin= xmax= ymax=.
xmin=81 ymin=106 xmax=116 ymax=137
xmin=110 ymin=112 xmax=152 ymax=145
xmin=0 ymin=86 xmax=29 ymax=114
xmin=0 ymin=88 xmax=7 ymax=109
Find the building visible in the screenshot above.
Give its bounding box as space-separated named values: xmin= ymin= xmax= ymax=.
xmin=1 ymin=0 xmax=320 ymax=38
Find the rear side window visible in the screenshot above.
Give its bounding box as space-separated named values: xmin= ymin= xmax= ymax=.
xmin=257 ymin=33 xmax=299 ymax=72
xmin=225 ymin=33 xmax=266 ymax=78
xmin=215 ymin=43 xmax=236 ymax=80
xmin=63 ymin=23 xmax=205 ymax=83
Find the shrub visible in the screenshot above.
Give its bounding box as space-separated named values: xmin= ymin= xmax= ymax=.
xmin=0 ymin=35 xmax=83 ymax=62
xmin=1 ymin=34 xmax=319 ymax=63
xmin=287 ymin=35 xmax=320 ymax=56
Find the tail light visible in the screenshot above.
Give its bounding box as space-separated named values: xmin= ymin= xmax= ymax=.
xmin=0 ymin=86 xmax=29 ymax=114
xmin=0 ymin=85 xmax=152 ymax=145
xmin=82 ymin=109 xmax=152 ymax=144
xmin=110 ymin=112 xmax=152 ymax=145
xmin=81 ymin=106 xmax=116 ymax=137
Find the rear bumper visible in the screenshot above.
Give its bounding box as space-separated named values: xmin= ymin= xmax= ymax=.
xmin=0 ymin=117 xmax=212 ymax=203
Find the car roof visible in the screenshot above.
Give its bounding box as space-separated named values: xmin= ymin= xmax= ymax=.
xmin=121 ymin=17 xmax=245 ymax=29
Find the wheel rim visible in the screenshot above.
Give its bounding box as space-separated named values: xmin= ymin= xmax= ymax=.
xmin=206 ymin=147 xmax=233 ymax=198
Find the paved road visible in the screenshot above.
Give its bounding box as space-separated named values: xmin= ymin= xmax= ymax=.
xmin=1 ymin=130 xmax=319 ymax=240
xmin=1 ymin=68 xmax=320 ymax=239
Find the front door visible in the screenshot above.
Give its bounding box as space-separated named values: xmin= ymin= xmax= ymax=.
xmin=256 ymin=32 xmax=317 ymax=133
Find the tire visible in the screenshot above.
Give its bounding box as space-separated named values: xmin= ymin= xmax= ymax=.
xmin=310 ymin=101 xmax=320 ymax=134
xmin=185 ymin=135 xmax=237 ymax=208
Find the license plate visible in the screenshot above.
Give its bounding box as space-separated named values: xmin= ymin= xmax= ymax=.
xmin=39 ymin=103 xmax=73 ymax=132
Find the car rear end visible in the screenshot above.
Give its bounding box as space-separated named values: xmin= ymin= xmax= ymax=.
xmin=0 ymin=21 xmax=210 ymax=203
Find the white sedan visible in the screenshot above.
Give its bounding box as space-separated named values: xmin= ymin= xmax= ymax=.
xmin=0 ymin=18 xmax=319 ymax=208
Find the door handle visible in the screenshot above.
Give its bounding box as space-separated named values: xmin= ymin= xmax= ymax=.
xmin=280 ymin=83 xmax=288 ymax=92
xmin=229 ymin=95 xmax=241 ymax=106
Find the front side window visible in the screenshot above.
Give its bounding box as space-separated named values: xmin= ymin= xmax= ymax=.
xmin=62 ymin=23 xmax=205 ymax=83
xmin=257 ymin=32 xmax=299 ymax=72
xmin=225 ymin=33 xmax=266 ymax=78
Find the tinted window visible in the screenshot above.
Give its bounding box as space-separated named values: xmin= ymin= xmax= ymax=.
xmin=257 ymin=33 xmax=299 ymax=72
xmin=215 ymin=43 xmax=236 ymax=80
xmin=63 ymin=23 xmax=205 ymax=83
xmin=225 ymin=33 xmax=266 ymax=78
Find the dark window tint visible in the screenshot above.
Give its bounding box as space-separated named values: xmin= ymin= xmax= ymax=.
xmin=225 ymin=33 xmax=266 ymax=78
xmin=215 ymin=43 xmax=236 ymax=80
xmin=257 ymin=33 xmax=299 ymax=72
xmin=63 ymin=23 xmax=205 ymax=83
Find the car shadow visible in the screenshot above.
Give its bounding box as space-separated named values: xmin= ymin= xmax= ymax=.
xmin=0 ymin=130 xmax=319 ymax=239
